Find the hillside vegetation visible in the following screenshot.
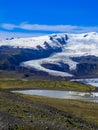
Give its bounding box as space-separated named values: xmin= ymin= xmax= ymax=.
xmin=0 ymin=78 xmax=96 ymax=92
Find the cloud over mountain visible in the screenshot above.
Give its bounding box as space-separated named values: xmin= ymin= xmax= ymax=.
xmin=1 ymin=23 xmax=98 ymax=33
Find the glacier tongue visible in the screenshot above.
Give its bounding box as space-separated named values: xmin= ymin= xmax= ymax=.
xmin=21 ymin=58 xmax=73 ymax=77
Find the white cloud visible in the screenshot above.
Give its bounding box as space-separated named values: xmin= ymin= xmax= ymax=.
xmin=1 ymin=23 xmax=17 ymax=30
xmin=0 ymin=31 xmax=45 ymax=39
xmin=19 ymin=23 xmax=77 ymax=32
xmin=1 ymin=22 xmax=98 ymax=33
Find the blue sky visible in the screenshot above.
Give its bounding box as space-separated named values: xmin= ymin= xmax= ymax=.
xmin=0 ymin=0 xmax=98 ymax=38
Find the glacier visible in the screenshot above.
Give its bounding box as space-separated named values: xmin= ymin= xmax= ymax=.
xmin=0 ymin=32 xmax=98 ymax=77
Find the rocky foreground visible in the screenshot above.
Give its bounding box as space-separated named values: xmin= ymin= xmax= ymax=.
xmin=0 ymin=89 xmax=98 ymax=130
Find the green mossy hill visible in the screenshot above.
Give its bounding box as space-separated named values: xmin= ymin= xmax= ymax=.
xmin=0 ymin=78 xmax=96 ymax=92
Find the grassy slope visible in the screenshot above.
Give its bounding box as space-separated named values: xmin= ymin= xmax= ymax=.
xmin=0 ymin=78 xmax=96 ymax=92
xmin=22 ymin=94 xmax=98 ymax=127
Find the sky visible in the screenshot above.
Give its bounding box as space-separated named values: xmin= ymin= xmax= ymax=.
xmin=0 ymin=0 xmax=98 ymax=39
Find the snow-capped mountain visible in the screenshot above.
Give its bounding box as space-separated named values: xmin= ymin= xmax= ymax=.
xmin=0 ymin=32 xmax=98 ymax=78
xmin=0 ymin=34 xmax=67 ymax=49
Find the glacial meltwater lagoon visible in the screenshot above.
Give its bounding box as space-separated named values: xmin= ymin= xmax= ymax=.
xmin=12 ymin=89 xmax=98 ymax=103
xmin=12 ymin=78 xmax=98 ymax=103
